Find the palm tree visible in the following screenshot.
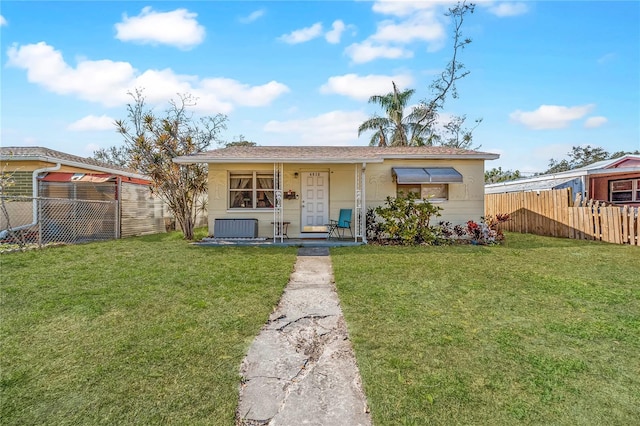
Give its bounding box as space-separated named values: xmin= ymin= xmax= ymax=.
xmin=358 ymin=82 xmax=431 ymax=146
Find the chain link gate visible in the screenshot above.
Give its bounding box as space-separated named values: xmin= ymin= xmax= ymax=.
xmin=1 ymin=196 xmax=117 ymax=248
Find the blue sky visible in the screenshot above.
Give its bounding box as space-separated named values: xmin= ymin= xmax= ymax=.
xmin=1 ymin=1 xmax=639 ymax=174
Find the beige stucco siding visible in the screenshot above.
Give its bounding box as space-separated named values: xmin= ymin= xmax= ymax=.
xmin=206 ymin=159 xmax=486 ymax=238
xmin=365 ymin=159 xmax=486 ymax=225
xmin=207 ymin=163 xmax=358 ymax=237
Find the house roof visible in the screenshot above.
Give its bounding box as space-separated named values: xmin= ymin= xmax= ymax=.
xmin=485 ymin=177 xmax=583 ymax=194
xmin=485 ymin=154 xmax=640 ymax=193
xmin=173 ymin=146 xmax=500 ymax=164
xmin=571 ymin=154 xmax=640 ymax=171
xmin=0 ymin=146 xmax=149 ymax=180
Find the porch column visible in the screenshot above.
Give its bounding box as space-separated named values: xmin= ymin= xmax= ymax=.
xmin=354 ymin=163 xmax=367 ymax=242
xmin=273 ymin=162 xmax=284 ymax=242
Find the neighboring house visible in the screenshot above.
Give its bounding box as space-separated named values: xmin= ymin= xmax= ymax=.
xmin=173 ymin=146 xmax=500 ymax=241
xmin=0 ymin=146 xmax=167 ymax=238
xmin=485 ymin=155 xmax=640 ymax=207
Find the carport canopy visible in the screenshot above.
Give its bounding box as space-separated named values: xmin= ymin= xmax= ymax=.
xmin=392 ymin=167 xmax=463 ymax=184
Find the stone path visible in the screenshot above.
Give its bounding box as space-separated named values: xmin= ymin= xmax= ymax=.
xmin=236 ymin=248 xmax=372 ymax=425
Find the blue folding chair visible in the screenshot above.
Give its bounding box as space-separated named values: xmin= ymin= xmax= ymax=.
xmin=327 ymin=209 xmax=353 ymax=239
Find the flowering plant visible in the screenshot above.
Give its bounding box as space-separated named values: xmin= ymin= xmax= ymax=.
xmin=465 ymin=214 xmax=510 ymax=245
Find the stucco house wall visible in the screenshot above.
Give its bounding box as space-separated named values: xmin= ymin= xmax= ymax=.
xmin=365 ymin=159 xmax=486 ymax=224
xmin=206 ymin=157 xmax=488 ymax=239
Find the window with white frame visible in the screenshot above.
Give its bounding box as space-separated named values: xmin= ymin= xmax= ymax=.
xmin=229 ymin=172 xmax=275 ymax=209
xmin=392 ymin=167 xmax=461 ymax=202
xmin=610 ymin=178 xmax=640 ymax=204
xmin=397 ymin=184 xmax=449 ymax=200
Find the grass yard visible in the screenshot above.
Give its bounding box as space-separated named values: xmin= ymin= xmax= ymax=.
xmin=2 ymin=231 xmax=639 ymax=425
xmin=332 ymin=233 xmax=640 ymax=425
xmin=0 ymin=230 xmax=297 ymax=425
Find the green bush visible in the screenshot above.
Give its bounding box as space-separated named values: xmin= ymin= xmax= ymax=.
xmin=374 ymin=192 xmax=444 ymax=245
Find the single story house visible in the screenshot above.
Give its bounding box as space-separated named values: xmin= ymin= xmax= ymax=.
xmin=173 ymin=146 xmax=500 ymax=242
xmin=0 ymin=146 xmax=167 ymax=238
xmin=485 ymin=155 xmax=640 ymax=206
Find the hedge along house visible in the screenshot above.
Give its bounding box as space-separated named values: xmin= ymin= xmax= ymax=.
xmin=173 ymin=146 xmax=500 ymax=242
xmin=485 ymin=155 xmax=640 ymax=207
xmin=0 ymin=146 xmax=167 ymax=241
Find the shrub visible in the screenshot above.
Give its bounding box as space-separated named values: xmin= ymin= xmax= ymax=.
xmin=368 ymin=193 xmax=510 ymax=246
xmin=366 ymin=207 xmax=384 ymax=242
xmin=373 ymin=192 xmax=444 ymax=245
xmin=464 ymin=214 xmax=511 ymax=245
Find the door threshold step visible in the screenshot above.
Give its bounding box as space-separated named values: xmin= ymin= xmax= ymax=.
xmin=300 ymin=232 xmax=329 ymax=239
xmin=302 ymin=225 xmax=328 ymax=232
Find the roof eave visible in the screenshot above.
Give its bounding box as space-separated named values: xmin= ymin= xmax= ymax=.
xmin=2 ymin=154 xmax=149 ymax=180
xmin=174 ymin=157 xmax=382 ymax=164
xmin=486 ymin=166 xmax=640 ymax=188
xmin=586 ymin=166 xmax=640 ymax=176
xmin=173 ymin=153 xmax=500 ymax=164
xmin=380 ymin=153 xmax=500 ymax=160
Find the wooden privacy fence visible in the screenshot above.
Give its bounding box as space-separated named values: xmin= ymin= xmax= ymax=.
xmin=485 ymin=188 xmax=639 ymax=245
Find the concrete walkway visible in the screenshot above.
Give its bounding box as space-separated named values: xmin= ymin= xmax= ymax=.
xmin=236 ymin=247 xmax=372 ymax=425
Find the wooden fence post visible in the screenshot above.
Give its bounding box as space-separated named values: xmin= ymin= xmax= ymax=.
xmin=485 ymin=189 xmax=639 ymax=245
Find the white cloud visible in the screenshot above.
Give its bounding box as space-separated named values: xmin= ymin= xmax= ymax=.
xmin=264 ymin=110 xmax=369 ymax=145
xmin=201 ymin=78 xmax=289 ymax=107
xmin=358 ymin=1 xmax=529 ymax=65
xmin=325 ymin=20 xmax=346 ymax=44
xmin=584 ymin=116 xmax=608 ymax=128
xmin=135 ymin=68 xmax=198 ymax=96
xmin=7 ymin=42 xmax=135 ymax=106
xmin=6 ymin=42 xmax=289 ymax=113
xmin=278 ymin=22 xmax=323 ymax=44
xmin=372 ymin=1 xmax=456 ymax=17
xmin=371 ymin=13 xmax=445 ymax=46
xmin=239 ymin=9 xmax=265 ymax=24
xmin=1 ymin=15 xmax=7 ymax=26
xmin=68 ymin=115 xmax=115 ymax=131
xmin=345 ymin=2 xmax=450 ymax=63
xmin=280 ymin=20 xmax=352 ymax=45
xmin=320 ymin=73 xmax=414 ymax=101
xmin=114 ymin=6 xmax=205 ymax=49
xmin=485 ymin=2 xmax=529 ymax=17
xmin=345 ymin=41 xmax=413 ymax=64
xmin=509 ymin=104 xmax=596 ymax=130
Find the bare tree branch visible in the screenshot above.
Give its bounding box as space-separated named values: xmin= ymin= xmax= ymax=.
xmin=113 ymin=89 xmax=227 ymax=240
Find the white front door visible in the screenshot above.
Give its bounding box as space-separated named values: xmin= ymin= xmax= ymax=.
xmin=301 ymin=172 xmax=329 ymax=227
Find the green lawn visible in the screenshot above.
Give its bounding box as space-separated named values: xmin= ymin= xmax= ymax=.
xmin=0 ymin=230 xmax=298 ymax=425
xmin=2 ymin=232 xmax=639 ymax=425
xmin=332 ymin=233 xmax=640 ymax=425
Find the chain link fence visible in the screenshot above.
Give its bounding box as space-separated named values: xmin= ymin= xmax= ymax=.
xmin=1 ymin=196 xmax=117 ymax=248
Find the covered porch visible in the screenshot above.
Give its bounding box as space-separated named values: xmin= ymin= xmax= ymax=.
xmin=173 ymin=145 xmax=498 ymax=243
xmin=268 ymin=162 xmax=367 ymax=243
xmin=197 ymin=159 xmax=370 ymax=243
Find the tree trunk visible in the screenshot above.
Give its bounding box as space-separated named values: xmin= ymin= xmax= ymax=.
xmin=174 ymin=210 xmax=195 ymax=240
xmin=183 ymin=217 xmax=194 ymax=241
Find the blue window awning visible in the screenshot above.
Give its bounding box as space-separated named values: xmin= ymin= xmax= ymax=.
xmin=392 ymin=167 xmax=463 ymax=184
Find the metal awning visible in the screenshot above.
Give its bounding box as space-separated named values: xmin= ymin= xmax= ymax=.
xmin=392 ymin=167 xmax=463 ymax=184
xmin=38 ymin=173 xmax=116 ymax=183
